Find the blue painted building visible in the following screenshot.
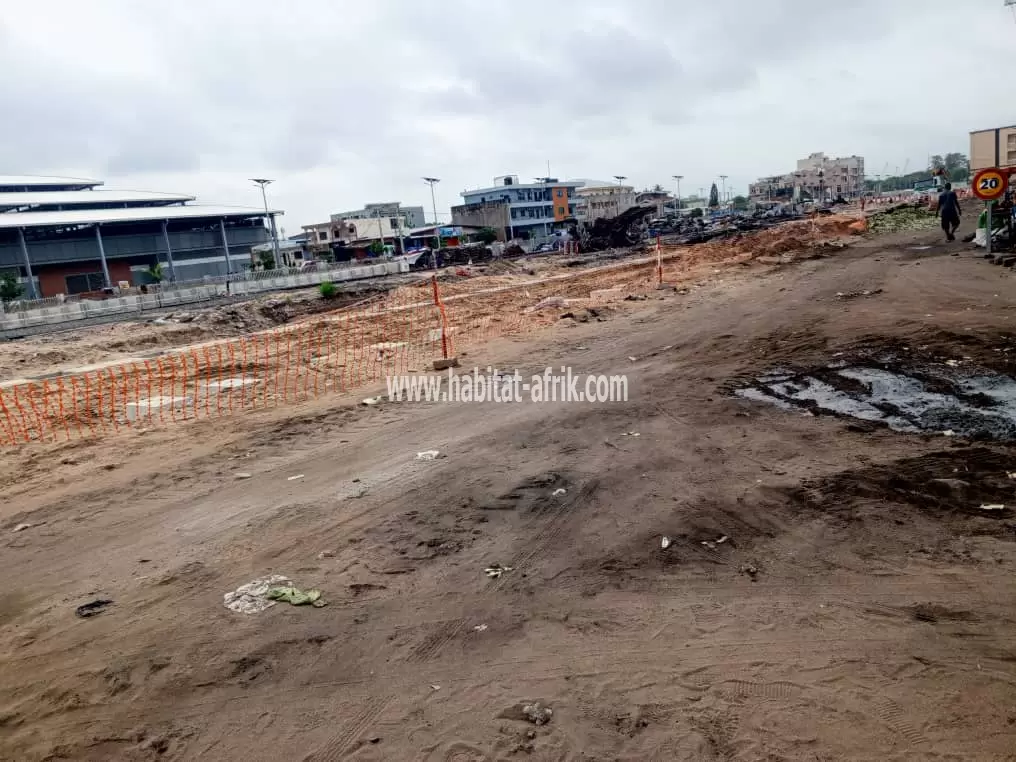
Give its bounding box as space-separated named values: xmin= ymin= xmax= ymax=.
xmin=459 ymin=175 xmax=583 ymax=239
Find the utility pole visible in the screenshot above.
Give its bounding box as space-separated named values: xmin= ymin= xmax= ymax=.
xmin=423 ymin=177 xmax=441 ymax=268
xmin=250 ymin=178 xmax=280 ymax=266
xmin=719 ymin=175 xmax=728 ymax=208
xmin=672 ymin=175 xmax=683 ymax=211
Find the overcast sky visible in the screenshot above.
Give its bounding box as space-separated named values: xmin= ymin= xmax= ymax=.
xmin=1 ymin=1 xmax=1012 ymax=231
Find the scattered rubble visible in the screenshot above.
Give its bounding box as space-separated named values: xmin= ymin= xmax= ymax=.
xmin=867 ymin=204 xmax=938 ymax=235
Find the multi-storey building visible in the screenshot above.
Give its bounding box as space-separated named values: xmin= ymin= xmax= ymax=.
xmin=459 ymin=176 xmax=583 ymax=238
xmin=749 ymin=153 xmax=865 ymax=203
xmin=970 ymin=125 xmax=1016 ymax=171
xmin=330 ymin=202 xmax=425 ymax=231
xmin=573 ymin=184 xmax=637 ymax=223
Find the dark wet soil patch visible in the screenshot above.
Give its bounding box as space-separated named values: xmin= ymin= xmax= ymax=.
xmin=736 ymin=356 xmax=1016 ymax=440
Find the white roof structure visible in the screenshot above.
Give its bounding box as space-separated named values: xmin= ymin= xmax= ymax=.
xmin=0 ymin=174 xmax=102 ymax=190
xmin=0 ymin=189 xmax=194 ymax=211
xmin=0 ymin=204 xmax=282 ymax=230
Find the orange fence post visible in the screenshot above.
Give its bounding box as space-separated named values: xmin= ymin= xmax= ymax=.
xmin=431 ymin=274 xmax=449 ymax=359
xmin=228 ymin=341 xmax=238 ymax=412
xmin=201 ymin=349 xmax=212 ymax=419
xmin=54 ymin=377 xmax=72 ymax=441
xmin=0 ymin=389 xmax=16 ymax=446
xmin=215 ymin=345 xmax=225 ymax=417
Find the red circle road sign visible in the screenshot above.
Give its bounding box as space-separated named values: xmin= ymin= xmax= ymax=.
xmin=972 ymin=168 xmax=1007 ymax=201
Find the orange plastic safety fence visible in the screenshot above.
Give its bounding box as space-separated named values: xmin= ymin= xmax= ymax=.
xmin=1 ymin=253 xmax=685 ymax=446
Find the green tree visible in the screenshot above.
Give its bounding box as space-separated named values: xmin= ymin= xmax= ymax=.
xmin=476 ymin=227 xmax=498 ymax=245
xmin=0 ymin=272 xmax=24 ymax=303
xmin=689 ymin=207 xmax=704 ymax=219
xmin=368 ymin=241 xmax=385 ymax=256
xmin=146 ymin=262 xmax=165 ymax=283
xmin=732 ymin=195 xmax=749 ymax=210
xmin=708 ymin=183 xmax=719 ymax=208
xmin=258 ymin=251 xmax=276 ymax=271
xmin=944 ymin=152 xmax=970 ymax=182
xmin=929 ymin=155 xmax=945 ymax=172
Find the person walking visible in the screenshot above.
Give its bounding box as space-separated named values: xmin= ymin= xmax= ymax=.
xmin=937 ymin=182 xmax=962 ymax=241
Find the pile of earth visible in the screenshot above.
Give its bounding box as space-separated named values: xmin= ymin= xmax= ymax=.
xmin=867 ymin=204 xmax=939 ymax=235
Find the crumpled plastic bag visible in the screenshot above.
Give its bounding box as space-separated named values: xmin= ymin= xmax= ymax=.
xmin=266 ymin=586 xmax=326 ymax=607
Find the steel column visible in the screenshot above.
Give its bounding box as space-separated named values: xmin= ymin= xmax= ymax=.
xmin=94 ymin=225 xmax=112 ymax=289
xmin=16 ymin=228 xmax=38 ymax=300
xmin=160 ymin=220 xmax=178 ymax=283
xmin=219 ymin=219 xmax=232 ymax=274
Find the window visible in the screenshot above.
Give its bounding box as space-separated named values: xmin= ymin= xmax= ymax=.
xmin=65 ymin=272 xmax=106 ymax=294
xmin=389 ymin=217 xmax=399 ymax=228
xmin=318 ymin=231 xmax=328 ymax=241
xmin=557 ymin=206 xmax=565 ymax=215
xmin=556 ymin=189 xmax=563 ymax=198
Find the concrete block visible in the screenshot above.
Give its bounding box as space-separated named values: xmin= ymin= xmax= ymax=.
xmin=126 ymin=395 xmax=191 ymax=421
xmin=433 ymin=357 xmax=460 ymax=371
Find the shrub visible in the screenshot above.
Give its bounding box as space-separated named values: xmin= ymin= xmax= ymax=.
xmin=319 ymin=281 xmax=337 ymax=299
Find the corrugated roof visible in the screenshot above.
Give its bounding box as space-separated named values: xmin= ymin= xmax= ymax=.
xmin=0 ymin=204 xmax=282 ymax=230
xmin=0 ymin=174 xmax=103 ymax=189
xmin=0 ymin=189 xmax=195 ymax=210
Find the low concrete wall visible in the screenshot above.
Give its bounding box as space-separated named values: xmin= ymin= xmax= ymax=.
xmin=0 ymin=260 xmax=409 ymax=334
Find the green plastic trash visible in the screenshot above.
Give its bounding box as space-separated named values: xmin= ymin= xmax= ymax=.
xmin=266 ymin=586 xmax=326 ymax=607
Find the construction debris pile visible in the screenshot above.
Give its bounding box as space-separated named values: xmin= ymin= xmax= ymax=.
xmin=688 ymin=214 xmax=865 ymax=264
xmin=582 ymin=206 xmax=657 ymax=251
xmin=867 ymin=204 xmax=939 ymax=235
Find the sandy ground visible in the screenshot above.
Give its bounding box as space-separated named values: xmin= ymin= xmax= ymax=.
xmin=2 ymin=214 xmax=1015 ymax=761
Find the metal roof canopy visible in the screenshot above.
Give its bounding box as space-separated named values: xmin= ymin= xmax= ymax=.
xmin=0 ymin=204 xmax=283 ymax=231
xmin=0 ymin=189 xmax=195 ymax=210
xmin=0 ymin=174 xmax=103 ymax=190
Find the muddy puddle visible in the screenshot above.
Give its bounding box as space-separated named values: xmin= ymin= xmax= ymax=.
xmin=737 ymin=362 xmax=1016 ymax=440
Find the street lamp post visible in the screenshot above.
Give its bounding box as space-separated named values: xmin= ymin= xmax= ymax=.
xmin=672 ymin=175 xmax=683 ymax=211
xmin=250 ymin=178 xmax=281 ymax=267
xmin=423 ymin=177 xmax=441 ymax=268
xmin=612 ymin=175 xmax=627 ymax=218
xmin=719 ymin=175 xmax=728 ymax=209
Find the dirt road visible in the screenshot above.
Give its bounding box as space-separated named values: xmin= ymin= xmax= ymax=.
xmin=2 ymin=222 xmax=1015 ymax=760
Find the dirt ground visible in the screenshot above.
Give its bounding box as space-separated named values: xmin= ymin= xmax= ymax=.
xmin=2 ymin=213 xmax=1015 ymax=761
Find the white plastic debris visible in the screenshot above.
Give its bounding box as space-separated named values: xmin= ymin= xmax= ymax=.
xmin=416 ymin=450 xmax=442 ymax=461
xmin=288 ymin=474 xmax=305 ymax=481
xmin=362 ymin=396 xmax=383 ymax=406
xmin=224 ymin=574 xmax=292 ymax=614
xmin=1007 ymin=472 xmax=1016 ymax=480
xmin=473 ymin=624 xmax=489 ymax=632
xmin=523 ymin=702 xmax=553 ymax=725
xmin=660 ymin=536 xmax=672 ymax=550
xmin=979 ymin=504 xmax=1005 ymax=511
xmin=621 ymin=432 xmax=640 ymax=437
xmin=552 ymin=488 xmax=567 ymax=496
xmin=235 ymin=472 xmax=252 ymax=479
xmin=485 ymin=564 xmax=513 ymax=579
xmin=945 ymin=359 xmax=961 ymax=367
xmin=716 ymin=535 xmax=729 ymax=544
xmin=628 ymin=356 xmax=638 ymax=362
xmin=942 ymin=430 xmax=956 ymax=437
xmin=12 ymin=523 xmax=34 ymax=533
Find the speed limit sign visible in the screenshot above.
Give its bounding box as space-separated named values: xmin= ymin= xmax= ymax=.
xmin=972 ymin=168 xmax=1007 ymax=201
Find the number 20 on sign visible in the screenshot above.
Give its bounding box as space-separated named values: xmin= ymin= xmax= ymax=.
xmin=972 ymin=168 xmax=1007 ymax=201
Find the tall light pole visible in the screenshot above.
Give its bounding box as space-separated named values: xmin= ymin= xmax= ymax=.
xmin=250 ymin=178 xmax=280 ymax=267
xmin=422 ymin=177 xmax=441 ymax=268
xmin=612 ymin=175 xmax=627 ymax=218
xmin=672 ymin=175 xmax=683 ymax=211
xmin=719 ymin=175 xmax=728 ymax=208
